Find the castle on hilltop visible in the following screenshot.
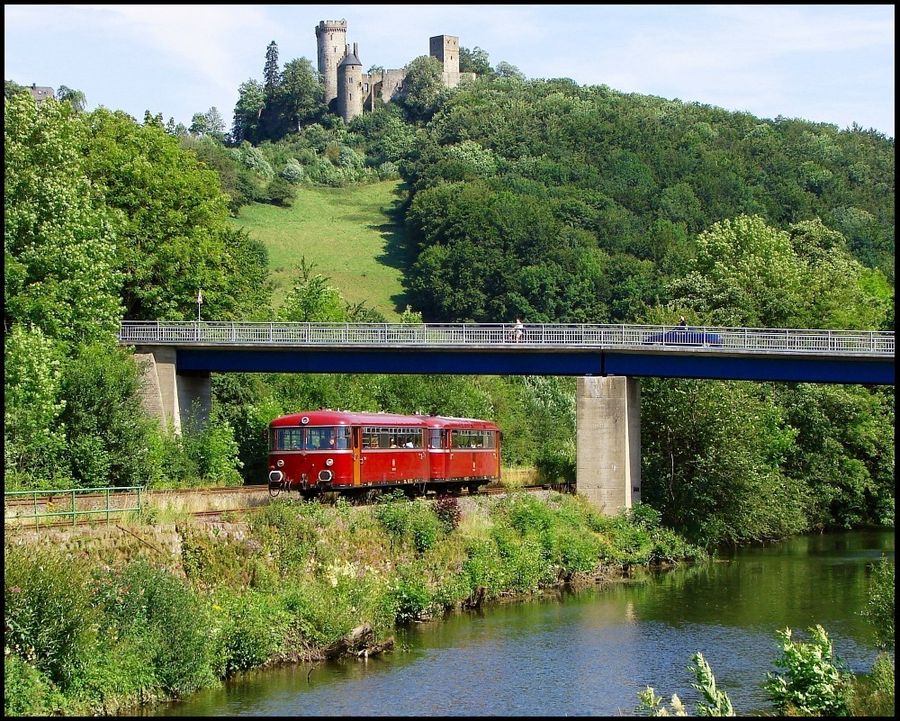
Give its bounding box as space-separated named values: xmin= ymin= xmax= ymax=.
xmin=315 ymin=19 xmax=475 ymax=123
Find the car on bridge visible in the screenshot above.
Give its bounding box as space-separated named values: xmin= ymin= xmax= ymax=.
xmin=642 ymin=327 xmax=723 ymax=346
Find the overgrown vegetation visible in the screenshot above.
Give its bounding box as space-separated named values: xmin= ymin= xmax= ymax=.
xmin=4 ymin=493 xmax=702 ymax=715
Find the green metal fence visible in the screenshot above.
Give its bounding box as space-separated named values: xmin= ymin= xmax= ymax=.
xmin=4 ymin=486 xmax=145 ymax=527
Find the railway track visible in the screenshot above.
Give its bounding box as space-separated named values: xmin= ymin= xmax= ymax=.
xmin=5 ymin=483 xmax=564 ymax=510
xmin=5 ymin=484 xmax=567 ymax=531
xmin=3 ymin=485 xmax=263 ymax=510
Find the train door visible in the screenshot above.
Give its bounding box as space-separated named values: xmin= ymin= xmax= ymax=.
xmin=427 ymin=429 xmax=448 ymax=480
xmin=352 ymin=427 xmax=362 ymax=486
xmin=448 ymin=430 xmax=473 ymax=480
xmin=412 ymin=429 xmax=429 ymax=481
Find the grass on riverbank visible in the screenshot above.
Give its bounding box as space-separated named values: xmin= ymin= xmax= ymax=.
xmin=4 ymin=492 xmax=702 ymax=716
xmin=230 ymin=181 xmax=410 ymax=318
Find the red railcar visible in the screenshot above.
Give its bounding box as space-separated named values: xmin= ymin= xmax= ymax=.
xmin=267 ymin=410 xmax=501 ymax=497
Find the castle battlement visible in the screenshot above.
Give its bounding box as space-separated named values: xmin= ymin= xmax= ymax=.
xmin=316 ymin=19 xmax=347 ymax=32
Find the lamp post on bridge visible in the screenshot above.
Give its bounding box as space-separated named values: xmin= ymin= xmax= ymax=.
xmin=196 ymin=289 xmax=203 ymax=341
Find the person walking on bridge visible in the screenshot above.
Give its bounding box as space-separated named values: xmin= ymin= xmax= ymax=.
xmin=513 ymin=318 xmax=525 ymax=343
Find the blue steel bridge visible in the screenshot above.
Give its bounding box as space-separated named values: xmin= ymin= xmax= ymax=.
xmin=119 ymin=321 xmax=894 ymax=385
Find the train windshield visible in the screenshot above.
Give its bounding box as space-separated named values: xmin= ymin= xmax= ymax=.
xmin=271 ymin=426 xmax=351 ymax=451
xmin=272 ymin=427 xmax=304 ymax=450
xmin=305 ymin=426 xmax=351 ymax=450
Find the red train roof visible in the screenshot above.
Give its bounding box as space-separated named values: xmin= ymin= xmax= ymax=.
xmin=270 ymin=410 xmax=498 ymax=431
xmin=422 ymin=416 xmax=500 ymax=431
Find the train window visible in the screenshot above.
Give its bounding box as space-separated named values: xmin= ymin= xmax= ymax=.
xmin=398 ymin=432 xmax=422 ymax=449
xmin=451 ymin=430 xmax=495 ymax=449
xmin=304 ymin=426 xmax=351 ymax=450
xmin=274 ymin=427 xmax=304 ymax=450
xmin=428 ymin=430 xmax=443 ymax=449
xmin=363 ymin=426 xmax=421 ymax=449
xmin=305 ymin=427 xmax=331 ymax=450
xmin=334 ymin=426 xmax=351 ymax=449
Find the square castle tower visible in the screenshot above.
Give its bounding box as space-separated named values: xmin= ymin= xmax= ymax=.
xmin=429 ymin=34 xmax=461 ymax=88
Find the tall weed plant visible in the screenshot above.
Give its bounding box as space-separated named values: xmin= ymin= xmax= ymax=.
xmin=764 ymin=625 xmax=851 ymax=716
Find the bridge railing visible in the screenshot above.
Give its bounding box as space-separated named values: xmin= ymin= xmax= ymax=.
xmin=118 ymin=321 xmax=894 ymax=356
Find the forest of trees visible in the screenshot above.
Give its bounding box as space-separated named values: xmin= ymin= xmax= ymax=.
xmin=4 ymin=39 xmax=894 ymax=547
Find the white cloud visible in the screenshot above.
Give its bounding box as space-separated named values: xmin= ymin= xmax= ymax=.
xmin=82 ymin=5 xmax=278 ymax=93
xmin=6 ymin=4 xmax=279 ymax=96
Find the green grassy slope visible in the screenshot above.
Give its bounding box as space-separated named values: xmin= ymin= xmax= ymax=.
xmin=231 ymin=180 xmax=410 ymax=320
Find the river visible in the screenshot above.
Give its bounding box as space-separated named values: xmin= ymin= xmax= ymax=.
xmin=141 ymin=529 xmax=893 ymax=716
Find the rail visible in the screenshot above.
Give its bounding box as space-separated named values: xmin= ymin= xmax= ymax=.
xmin=118 ymin=321 xmax=894 ymax=356
xmin=4 ymin=486 xmax=145 ymax=527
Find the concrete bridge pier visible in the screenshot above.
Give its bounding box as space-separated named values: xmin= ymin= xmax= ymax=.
xmin=576 ymin=376 xmax=641 ymax=515
xmin=133 ymin=346 xmax=211 ymax=435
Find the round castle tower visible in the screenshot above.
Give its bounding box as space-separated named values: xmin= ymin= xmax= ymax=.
xmin=337 ymin=42 xmax=363 ymax=123
xmin=315 ymin=19 xmax=347 ymax=109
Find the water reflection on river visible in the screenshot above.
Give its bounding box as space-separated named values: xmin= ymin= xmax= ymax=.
xmin=140 ymin=530 xmax=893 ymax=716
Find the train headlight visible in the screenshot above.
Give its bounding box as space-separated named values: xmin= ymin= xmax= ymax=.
xmin=318 ymin=470 xmax=333 ymax=482
xmin=325 ymin=458 xmax=334 ymax=467
xmin=277 ymin=459 xmax=284 ymax=468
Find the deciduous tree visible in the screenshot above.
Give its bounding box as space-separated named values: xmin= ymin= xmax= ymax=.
xmin=4 ymin=92 xmax=122 ymax=344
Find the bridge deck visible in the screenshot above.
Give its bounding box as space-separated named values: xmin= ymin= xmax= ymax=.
xmin=120 ymin=321 xmax=893 ymax=356
xmin=119 ymin=322 xmax=894 ymax=385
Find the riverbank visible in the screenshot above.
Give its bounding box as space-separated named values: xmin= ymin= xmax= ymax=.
xmin=4 ymin=491 xmax=703 ymax=715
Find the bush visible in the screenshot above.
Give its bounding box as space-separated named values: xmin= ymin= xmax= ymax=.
xmin=503 ymin=493 xmax=555 ymax=535
xmin=94 ymin=560 xmax=216 ymax=697
xmin=154 ymin=409 xmax=243 ymax=488
xmin=534 ymin=442 xmax=576 ymax=484
xmin=4 ymin=546 xmax=96 ymax=689
xmin=375 ymin=494 xmax=442 ymax=553
xmin=4 ymin=654 xmax=65 ymax=716
xmin=765 ymin=625 xmax=851 ymax=716
xmin=545 ymin=525 xmax=601 ymax=577
xmin=388 ymin=563 xmax=432 ymax=623
xmin=490 ymin=524 xmax=551 ymax=592
xmin=864 ymin=556 xmax=894 ymax=650
xmin=434 ymin=495 xmax=461 ymax=531
xmin=215 ymin=591 xmax=287 ymax=675
xmin=280 ymin=158 xmax=304 ymax=183
xmin=60 ymin=341 xmax=159 ymax=488
xmin=266 ymin=175 xmax=297 ymax=207
xmin=234 ymin=141 xmax=274 ymax=179
xmin=462 ymin=537 xmax=507 ymax=600
xmin=377 ymin=161 xmax=399 ymax=179
xmin=849 ymin=653 xmax=894 ymax=717
xmin=629 ymin=503 xmax=662 ymax=529
xmin=280 ymin=572 xmax=388 ymax=647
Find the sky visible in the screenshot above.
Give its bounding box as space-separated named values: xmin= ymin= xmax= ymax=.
xmin=4 ymin=4 xmax=895 ymax=137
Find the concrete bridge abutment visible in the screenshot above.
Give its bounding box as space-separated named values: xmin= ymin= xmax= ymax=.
xmin=133 ymin=346 xmax=211 ymax=435
xmin=576 ymin=376 xmax=641 ymax=515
